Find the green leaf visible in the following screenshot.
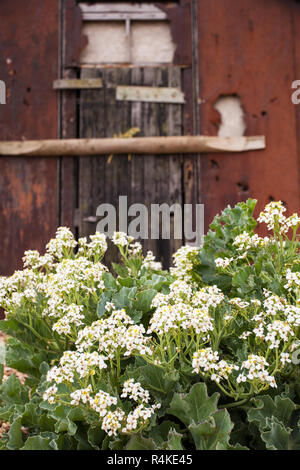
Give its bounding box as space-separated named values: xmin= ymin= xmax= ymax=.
xmin=21 ymin=435 xmax=52 ymax=450
xmin=0 ymin=374 xmax=28 ymax=405
xmin=112 ymin=263 xmax=129 ymax=278
xmin=49 ymin=405 xmax=78 ymax=436
xmin=118 ymin=277 xmax=134 ymax=287
xmin=5 ymin=338 xmax=46 ymax=377
xmin=261 ymin=418 xmax=291 ymax=450
xmin=130 ymin=363 xmax=179 ymax=401
xmin=189 ymin=409 xmax=233 ymax=450
xmin=102 ymin=272 xmax=118 ymax=290
xmin=168 ymin=382 xmax=219 ymax=427
xmin=166 ymin=428 xmax=184 ymax=450
xmin=87 ymin=425 xmax=106 ymax=449
xmin=133 ymin=289 xmax=157 ymax=313
xmin=97 ymin=291 xmax=112 ymax=318
xmin=126 ymin=434 xmax=156 ymax=450
xmin=247 ymin=395 xmax=296 ymax=450
xmin=149 ymin=421 xmax=180 ymax=448
xmin=248 ymin=395 xmax=296 ymax=431
xmin=112 ymin=286 xmax=137 ymax=309
xmin=7 ymin=418 xmax=23 ymax=450
xmin=0 ymin=342 xmax=6 ymax=365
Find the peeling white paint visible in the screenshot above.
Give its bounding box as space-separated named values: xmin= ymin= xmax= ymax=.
xmin=214 ymin=96 xmax=246 ymax=137
xmin=131 ymin=22 xmax=175 ymax=64
xmin=81 ymin=22 xmax=129 ymax=63
xmin=80 ymin=21 xmax=175 ymax=64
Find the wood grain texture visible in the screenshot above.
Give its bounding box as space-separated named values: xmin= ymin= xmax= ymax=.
xmin=79 ymin=66 xmax=183 ymax=268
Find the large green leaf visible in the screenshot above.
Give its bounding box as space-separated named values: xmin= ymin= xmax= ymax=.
xmin=247 ymin=394 xmax=297 ymax=450
xmin=132 ymin=289 xmax=157 ymax=313
xmin=126 ymin=434 xmax=156 ymax=450
xmin=21 ymin=435 xmax=52 ymax=450
xmin=168 ymin=382 xmax=219 ymax=427
xmin=0 ymin=374 xmax=28 ymax=405
xmin=7 ymin=418 xmax=23 ymax=450
xmin=189 ymin=409 xmax=233 ymax=450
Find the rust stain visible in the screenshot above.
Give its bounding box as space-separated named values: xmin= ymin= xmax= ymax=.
xmin=0 ymin=0 xmax=59 ymax=274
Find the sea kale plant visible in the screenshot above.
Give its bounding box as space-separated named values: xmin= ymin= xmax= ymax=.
xmin=0 ymin=199 xmax=299 ymax=450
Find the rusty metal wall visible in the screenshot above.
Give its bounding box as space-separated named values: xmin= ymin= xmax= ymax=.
xmin=0 ymin=0 xmax=59 ymax=274
xmin=196 ymin=0 xmax=300 ymax=231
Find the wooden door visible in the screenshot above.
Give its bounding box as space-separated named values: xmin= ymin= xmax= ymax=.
xmin=78 ymin=66 xmax=184 ymax=268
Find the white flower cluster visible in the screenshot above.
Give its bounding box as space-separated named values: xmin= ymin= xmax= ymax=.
xmin=40 ymin=258 xmax=107 ymax=321
xmin=238 ymin=354 xmax=276 ymax=388
xmin=23 ymin=250 xmax=54 ymax=270
xmin=78 ymin=232 xmax=107 ymax=259
xmin=102 ymin=409 xmax=125 ymax=436
xmin=142 ymin=251 xmax=162 ymax=271
xmin=265 ymin=320 xmax=294 ymax=348
xmin=70 ymin=385 xmax=118 ymax=419
xmin=239 ymin=291 xmax=300 ymax=352
xmin=43 ymin=384 xmax=58 ymax=404
xmin=52 ymin=304 xmax=85 ymax=335
xmin=170 ymin=245 xmax=199 ymax=280
xmin=233 ymin=231 xmax=270 ymax=252
xmin=122 ymin=403 xmax=160 ymax=434
xmin=215 ymin=257 xmax=233 ymax=269
xmin=111 ymin=232 xmax=134 ymax=247
xmin=284 ymin=269 xmax=300 ymax=292
xmin=46 ymin=227 xmax=77 ymax=259
xmin=75 ymin=309 xmax=152 ymax=358
xmin=192 ymin=285 xmax=224 ymax=309
xmin=148 ymin=282 xmax=222 ymax=336
xmin=257 ymin=201 xmax=300 ymax=233
xmin=51 ymin=380 xmax=160 ymax=437
xmin=229 ymin=298 xmax=250 ymax=309
xmin=0 ymin=269 xmax=38 ymax=310
xmin=192 ymin=347 xmax=238 ymax=383
xmin=46 ymin=351 xmax=107 ymax=384
xmin=128 ymin=242 xmax=143 ymax=256
xmin=121 ymin=379 xmax=150 ymax=403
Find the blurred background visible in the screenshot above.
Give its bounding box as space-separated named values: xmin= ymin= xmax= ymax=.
xmin=0 ymin=0 xmax=299 ymax=273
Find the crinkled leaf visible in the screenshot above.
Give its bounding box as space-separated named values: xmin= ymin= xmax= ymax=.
xmin=126 ymin=434 xmax=156 ymax=450
xmin=7 ymin=418 xmax=23 ymax=450
xmin=189 ymin=409 xmax=233 ymax=450
xmin=165 ymin=428 xmax=184 ymax=450
xmin=21 ymin=435 xmax=52 ymax=450
xmin=0 ymin=374 xmax=28 ymax=405
xmin=133 ymin=289 xmax=157 ymax=313
xmin=168 ymin=382 xmax=219 ymax=427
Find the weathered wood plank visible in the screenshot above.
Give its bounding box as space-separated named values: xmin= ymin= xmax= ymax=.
xmin=78 ymin=66 xmax=184 ymax=267
xmin=54 ymin=78 xmax=103 ymax=89
xmin=0 ymin=136 xmax=265 ymax=156
xmin=116 ymin=85 xmax=185 ymax=103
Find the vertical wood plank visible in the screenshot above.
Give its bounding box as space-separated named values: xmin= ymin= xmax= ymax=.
xmin=79 ymin=66 xmax=183 ymax=267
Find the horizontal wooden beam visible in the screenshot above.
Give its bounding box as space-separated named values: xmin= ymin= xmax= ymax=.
xmin=116 ymin=86 xmax=185 ymax=103
xmin=78 ymin=3 xmax=168 ymax=21
xmin=0 ymin=136 xmax=265 ymax=157
xmin=53 ymin=79 xmax=103 ymax=89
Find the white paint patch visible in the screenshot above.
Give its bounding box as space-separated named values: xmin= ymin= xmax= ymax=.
xmin=214 ymin=96 xmax=246 ymax=137
xmin=80 ymin=21 xmax=175 ymax=64
xmin=81 ymin=22 xmax=128 ymax=63
xmin=131 ymin=22 xmax=175 ymax=64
